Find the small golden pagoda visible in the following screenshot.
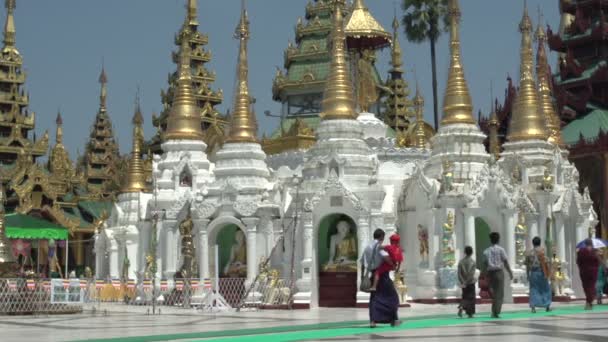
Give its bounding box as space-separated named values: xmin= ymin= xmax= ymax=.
xmin=535 ymin=15 xmax=564 ymax=147
xmin=506 ymin=4 xmax=548 ymax=142
xmin=401 ymin=84 xmax=434 ymax=148
xmin=121 ymin=97 xmax=150 ymax=193
xmin=151 ymin=0 xmax=227 ymax=154
xmin=80 ymin=67 xmax=122 ymax=200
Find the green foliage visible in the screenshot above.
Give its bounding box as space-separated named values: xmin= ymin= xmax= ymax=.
xmin=402 ymin=0 xmax=450 ymax=43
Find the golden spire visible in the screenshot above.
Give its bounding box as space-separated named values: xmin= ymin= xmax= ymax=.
xmin=535 ymin=12 xmax=564 ymax=147
xmin=488 ymin=103 xmax=501 ymax=159
xmin=413 ymin=84 xmax=427 ymax=149
xmin=441 ymin=0 xmax=476 ymax=126
xmin=55 ymin=111 xmax=63 ymax=145
xmin=390 ymin=14 xmax=403 ymax=73
xmin=187 ymin=0 xmax=198 ymax=26
xmin=164 ymin=28 xmax=204 ymax=141
xmin=122 ymin=94 xmax=150 ymax=193
xmin=3 ymin=0 xmax=16 ymax=48
xmin=99 ymin=65 xmax=108 ymax=111
xmin=226 ymin=3 xmax=257 ymax=144
xmin=507 ymin=3 xmax=548 ymax=142
xmin=320 ymin=0 xmax=356 ymax=120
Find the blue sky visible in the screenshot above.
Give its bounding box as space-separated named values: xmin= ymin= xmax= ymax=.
xmin=11 ymin=0 xmax=559 ymax=157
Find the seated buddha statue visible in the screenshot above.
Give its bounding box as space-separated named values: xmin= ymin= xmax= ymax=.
xmin=223 ymin=230 xmax=247 ymax=278
xmin=323 ymin=221 xmax=358 ymax=272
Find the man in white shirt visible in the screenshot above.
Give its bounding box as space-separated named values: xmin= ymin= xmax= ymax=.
xmin=483 ymin=232 xmax=514 ymax=318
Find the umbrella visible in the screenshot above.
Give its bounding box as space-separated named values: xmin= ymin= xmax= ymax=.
xmin=576 ymin=238 xmax=608 ymax=249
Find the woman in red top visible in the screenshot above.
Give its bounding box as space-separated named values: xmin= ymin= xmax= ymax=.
xmin=577 ymin=239 xmax=600 ymax=310
xmin=370 ymin=234 xmax=403 ymax=292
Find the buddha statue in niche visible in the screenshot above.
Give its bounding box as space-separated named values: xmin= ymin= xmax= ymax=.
xmin=323 ymin=220 xmax=357 ymax=272
xmin=223 ymin=230 xmax=247 ymax=278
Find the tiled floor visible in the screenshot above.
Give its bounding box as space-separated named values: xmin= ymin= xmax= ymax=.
xmin=0 ymin=303 xmax=606 ymax=342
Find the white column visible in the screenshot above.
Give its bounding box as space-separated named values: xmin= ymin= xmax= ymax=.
xmin=357 ymin=214 xmax=370 ymax=287
xmin=300 ymin=212 xmax=314 ymax=281
xmin=555 ymin=214 xmax=566 ymax=262
xmin=109 ymin=238 xmax=120 ymax=279
xmin=196 ymin=219 xmax=210 ymax=281
xmin=503 ymin=211 xmax=516 ymax=267
xmin=463 ymin=210 xmax=475 ymax=252
xmin=428 ymin=210 xmax=438 ymax=270
xmin=528 ymin=215 xmax=539 ymax=250
xmin=539 ymin=208 xmax=548 ymax=248
xmin=242 ymin=217 xmax=259 ymax=283
xmin=162 ymin=219 xmax=177 ymax=276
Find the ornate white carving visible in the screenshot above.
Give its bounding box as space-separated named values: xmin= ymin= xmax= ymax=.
xmin=307 ymin=173 xmax=363 ymax=212
xmin=194 ymin=201 xmax=218 ymax=219
xmin=234 ymin=199 xmax=259 ymax=217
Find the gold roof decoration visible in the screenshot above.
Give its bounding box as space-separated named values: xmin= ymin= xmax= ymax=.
xmin=488 ymin=104 xmax=501 ymax=159
xmin=344 ymin=0 xmax=391 ymax=50
xmin=506 ymin=3 xmax=548 ymax=142
xmin=320 ymin=0 xmax=356 ymax=120
xmin=164 ymin=27 xmax=205 ymax=141
xmin=48 ymin=111 xmax=76 ymax=182
xmin=441 ymin=0 xmax=476 ymax=126
xmin=122 ymin=95 xmax=150 ymax=193
xmin=261 ymin=118 xmax=316 ymax=155
xmin=226 ymin=4 xmax=257 ymax=144
xmin=3 ymin=0 xmax=16 ymax=50
xmin=535 ymin=13 xmax=564 ymax=147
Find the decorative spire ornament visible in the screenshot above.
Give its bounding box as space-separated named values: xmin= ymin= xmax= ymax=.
xmin=414 ymin=84 xmax=427 ymax=149
xmin=55 ymin=111 xmax=63 ymax=145
xmin=164 ymin=28 xmax=204 ymax=141
xmin=390 ymin=15 xmax=403 ymax=73
xmin=122 ymin=93 xmax=150 ymax=193
xmin=187 ymin=0 xmax=198 ymax=26
xmin=99 ymin=65 xmax=108 ymax=112
xmin=488 ymin=103 xmax=501 ymax=159
xmin=320 ymin=0 xmax=356 ymax=120
xmin=3 ymin=0 xmax=16 ymax=48
xmin=535 ymin=11 xmax=564 ymax=147
xmin=506 ymin=3 xmax=548 ymax=142
xmin=226 ymin=2 xmax=257 ymax=143
xmin=441 ymin=0 xmax=476 ymax=126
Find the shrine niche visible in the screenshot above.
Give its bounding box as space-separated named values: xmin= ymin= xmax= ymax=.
xmin=317 ymin=214 xmax=358 ymax=308
xmin=216 ymin=224 xmax=246 ymax=278
xmin=179 ymin=167 xmax=193 ymax=187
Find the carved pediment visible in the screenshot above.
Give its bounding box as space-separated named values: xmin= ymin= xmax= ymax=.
xmin=304 ymin=173 xmax=363 ymax=212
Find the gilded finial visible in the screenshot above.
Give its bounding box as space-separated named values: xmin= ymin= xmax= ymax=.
xmin=507 ymin=1 xmax=548 ymax=142
xmin=489 ymin=102 xmax=501 ymax=160
xmin=535 ymin=9 xmax=564 ymax=147
xmin=390 ymin=14 xmax=403 ymax=73
xmin=164 ymin=30 xmax=204 ymax=141
xmin=122 ymin=92 xmax=150 ymax=193
xmin=226 ymin=1 xmax=257 ymax=143
xmin=99 ymin=64 xmax=108 ymax=111
xmin=3 ymin=0 xmax=16 ymax=47
xmin=320 ymin=0 xmax=356 ymax=120
xmin=414 ymin=83 xmax=427 ymax=149
xmin=441 ymin=0 xmax=476 ymax=126
xmin=55 ymin=110 xmax=63 ymax=145
xmin=187 ymin=0 xmax=198 ymax=26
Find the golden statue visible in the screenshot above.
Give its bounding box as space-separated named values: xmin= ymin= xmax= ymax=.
xmin=441 ymin=160 xmax=454 ymax=193
xmin=542 ymin=168 xmax=554 ymax=191
xmin=442 ymin=212 xmax=455 ymax=268
xmin=394 ymin=272 xmax=408 ymax=304
xmin=143 ymin=254 xmax=154 ymax=280
xmin=515 ymin=212 xmax=527 ymax=265
xmin=323 ymin=220 xmax=358 ymax=272
xmin=417 ymin=224 xmax=429 ymax=266
xmin=224 ymin=230 xmax=247 ymax=278
xmin=551 ymin=254 xmax=565 ymax=296
xmin=178 ymin=210 xmax=196 ymax=280
xmin=357 ymin=49 xmax=379 ymax=113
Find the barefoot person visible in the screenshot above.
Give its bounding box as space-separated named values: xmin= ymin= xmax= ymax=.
xmin=483 ymin=232 xmax=513 ymax=318
xmin=361 ymin=229 xmax=400 ymax=328
xmin=370 ymin=234 xmax=403 ymax=292
xmin=525 ymin=237 xmax=552 ymax=313
xmin=458 ymin=246 xmax=476 ymax=318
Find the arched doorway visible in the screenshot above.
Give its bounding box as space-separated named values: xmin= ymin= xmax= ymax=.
xmin=317 ymin=214 xmax=358 ymax=307
xmin=475 ymin=218 xmax=492 ymax=299
xmin=214 ymin=224 xmax=246 ymax=307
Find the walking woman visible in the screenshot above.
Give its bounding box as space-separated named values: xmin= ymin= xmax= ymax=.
xmin=577 ymin=239 xmax=600 ymax=310
xmin=458 ymin=246 xmax=476 ymax=318
xmin=525 ymin=237 xmax=551 ymax=313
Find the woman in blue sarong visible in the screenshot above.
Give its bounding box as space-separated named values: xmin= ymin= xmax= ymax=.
xmin=525 ymin=237 xmax=552 ymax=313
xmin=369 ymin=271 xmax=400 ymax=327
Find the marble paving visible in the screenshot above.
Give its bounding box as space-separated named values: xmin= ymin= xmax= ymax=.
xmin=0 ymin=303 xmax=605 ymax=342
